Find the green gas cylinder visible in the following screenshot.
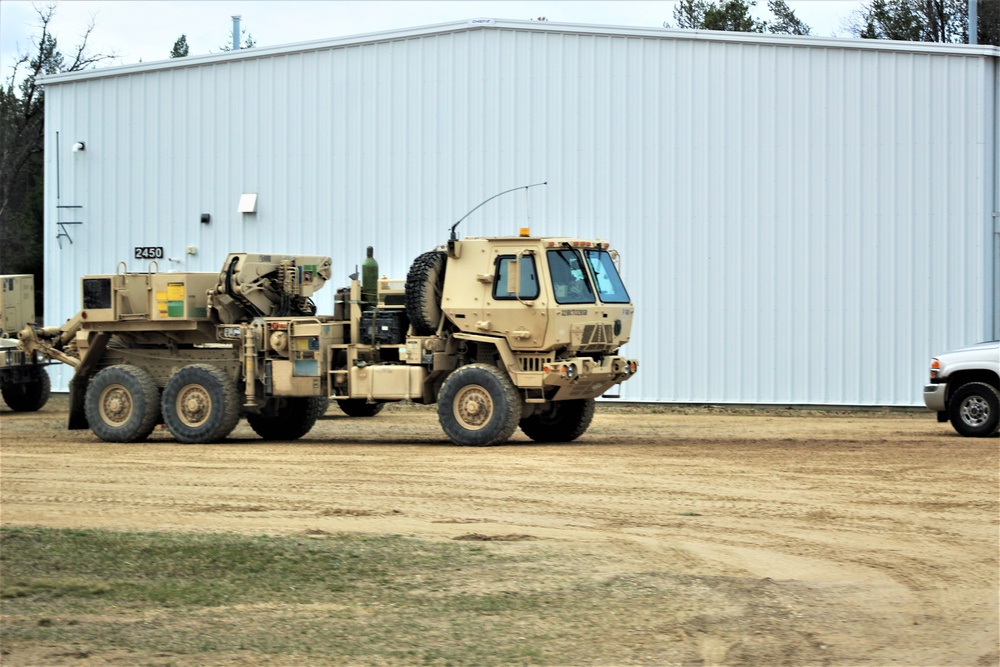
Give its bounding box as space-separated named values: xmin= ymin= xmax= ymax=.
xmin=361 ymin=246 xmax=379 ymax=307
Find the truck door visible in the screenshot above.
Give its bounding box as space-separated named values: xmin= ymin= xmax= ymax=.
xmin=486 ymin=251 xmax=548 ymax=349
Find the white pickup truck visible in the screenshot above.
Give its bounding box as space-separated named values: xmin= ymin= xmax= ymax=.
xmin=923 ymin=341 xmax=1000 ymax=437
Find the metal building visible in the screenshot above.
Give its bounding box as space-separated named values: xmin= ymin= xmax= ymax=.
xmin=40 ymin=19 xmax=1000 ymax=405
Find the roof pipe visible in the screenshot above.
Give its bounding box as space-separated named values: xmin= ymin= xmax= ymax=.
xmin=232 ymin=15 xmax=241 ymax=50
xmin=969 ymin=0 xmax=977 ymax=45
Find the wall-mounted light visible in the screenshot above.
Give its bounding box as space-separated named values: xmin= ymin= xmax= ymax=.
xmin=71 ymin=141 xmax=86 ymax=152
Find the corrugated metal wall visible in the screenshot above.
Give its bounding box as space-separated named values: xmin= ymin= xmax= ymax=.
xmin=42 ymin=20 xmax=1000 ymax=405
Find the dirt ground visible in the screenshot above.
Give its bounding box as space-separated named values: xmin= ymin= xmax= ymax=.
xmin=1 ymin=396 xmax=998 ymax=666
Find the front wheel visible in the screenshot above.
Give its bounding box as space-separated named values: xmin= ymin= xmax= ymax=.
xmin=437 ymin=363 xmax=521 ymax=446
xmin=519 ymin=398 xmax=596 ymax=443
xmin=948 ymin=382 xmax=1000 ymax=437
xmin=161 ymin=364 xmax=241 ymax=444
xmin=247 ymin=397 xmax=329 ymax=440
xmin=1 ymin=367 xmax=51 ymax=412
xmin=84 ymin=365 xmax=160 ymax=442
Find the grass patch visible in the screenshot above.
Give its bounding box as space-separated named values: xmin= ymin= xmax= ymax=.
xmin=1 ymin=526 xmax=817 ymax=666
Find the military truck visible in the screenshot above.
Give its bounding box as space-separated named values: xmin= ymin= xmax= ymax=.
xmin=19 ymin=232 xmax=637 ymax=445
xmin=1 ymin=274 xmax=51 ymax=412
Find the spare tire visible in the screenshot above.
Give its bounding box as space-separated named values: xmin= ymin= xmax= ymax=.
xmin=405 ymin=250 xmax=447 ymax=335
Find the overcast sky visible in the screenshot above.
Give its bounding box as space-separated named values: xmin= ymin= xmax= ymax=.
xmin=1 ymin=0 xmax=863 ymax=74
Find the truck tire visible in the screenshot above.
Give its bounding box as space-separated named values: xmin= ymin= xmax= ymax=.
xmin=84 ymin=365 xmax=160 ymax=442
xmin=247 ymin=397 xmax=328 ymax=440
xmin=161 ymin=364 xmax=241 ymax=444
xmin=1 ymin=367 xmax=51 ymax=412
xmin=337 ymin=399 xmax=385 ymax=418
xmin=519 ymin=398 xmax=596 ymax=443
xmin=948 ymin=382 xmax=1000 ymax=437
xmin=405 ymin=250 xmax=447 ymax=335
xmin=437 ymin=363 xmax=521 ymax=446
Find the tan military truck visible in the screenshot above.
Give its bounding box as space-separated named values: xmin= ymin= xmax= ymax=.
xmin=20 ymin=232 xmax=638 ymax=445
xmin=1 ymin=274 xmax=51 ymax=411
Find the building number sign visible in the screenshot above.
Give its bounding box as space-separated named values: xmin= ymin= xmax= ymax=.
xmin=134 ymin=247 xmax=164 ymax=260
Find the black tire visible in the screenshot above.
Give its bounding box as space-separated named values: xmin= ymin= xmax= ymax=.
xmin=519 ymin=398 xmax=596 ymax=443
xmin=405 ymin=250 xmax=447 ymax=335
xmin=83 ymin=365 xmax=160 ymax=442
xmin=948 ymin=382 xmax=1000 ymax=437
xmin=337 ymin=399 xmax=385 ymax=418
xmin=161 ymin=364 xmax=241 ymax=444
xmin=1 ymin=367 xmax=51 ymax=412
xmin=247 ymin=397 xmax=328 ymax=440
xmin=437 ymin=363 xmax=521 ymax=446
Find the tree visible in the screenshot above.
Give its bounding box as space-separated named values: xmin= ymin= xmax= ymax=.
xmin=0 ymin=4 xmax=113 ymax=311
xmin=170 ymin=34 xmax=190 ymax=58
xmin=666 ymin=0 xmax=811 ymax=35
xmin=847 ymin=0 xmax=999 ymax=45
xmin=219 ymin=29 xmax=256 ymax=52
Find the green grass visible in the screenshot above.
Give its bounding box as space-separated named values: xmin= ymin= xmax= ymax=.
xmin=0 ymin=526 xmax=816 ymax=666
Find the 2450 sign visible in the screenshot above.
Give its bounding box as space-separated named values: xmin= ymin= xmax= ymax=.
xmin=134 ymin=247 xmax=164 ymax=260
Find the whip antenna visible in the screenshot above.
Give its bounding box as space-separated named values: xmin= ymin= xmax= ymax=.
xmin=450 ymin=181 xmax=547 ymax=241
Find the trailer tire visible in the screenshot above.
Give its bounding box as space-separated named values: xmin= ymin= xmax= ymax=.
xmin=1 ymin=367 xmax=51 ymax=412
xmin=405 ymin=250 xmax=447 ymax=335
xmin=519 ymin=398 xmax=596 ymax=443
xmin=161 ymin=364 xmax=241 ymax=444
xmin=247 ymin=397 xmax=328 ymax=440
xmin=337 ymin=399 xmax=385 ymax=418
xmin=84 ymin=365 xmax=160 ymax=442
xmin=438 ymin=363 xmax=521 ymax=446
xmin=948 ymin=382 xmax=1000 ymax=437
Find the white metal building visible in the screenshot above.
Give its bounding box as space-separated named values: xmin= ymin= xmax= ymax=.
xmin=40 ymin=19 xmax=1000 ymax=405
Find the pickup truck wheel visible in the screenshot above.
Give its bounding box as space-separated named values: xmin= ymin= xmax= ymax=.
xmin=519 ymin=398 xmax=596 ymax=443
xmin=247 ymin=397 xmax=328 ymax=440
xmin=405 ymin=251 xmax=447 ymax=335
xmin=438 ymin=363 xmax=521 ymax=446
xmin=84 ymin=365 xmax=159 ymax=442
xmin=337 ymin=399 xmax=385 ymax=418
xmin=948 ymin=382 xmax=1000 ymax=437
xmin=161 ymin=364 xmax=240 ymax=444
xmin=1 ymin=367 xmax=51 ymax=412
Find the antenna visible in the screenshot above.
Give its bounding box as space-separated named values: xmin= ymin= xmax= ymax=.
xmin=449 ymin=181 xmax=547 ymax=241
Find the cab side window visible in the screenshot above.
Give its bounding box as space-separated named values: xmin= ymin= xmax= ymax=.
xmin=493 ymin=255 xmax=540 ymax=300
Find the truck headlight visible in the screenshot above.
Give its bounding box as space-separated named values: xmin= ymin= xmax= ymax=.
xmin=930 ymin=358 xmax=940 ymax=380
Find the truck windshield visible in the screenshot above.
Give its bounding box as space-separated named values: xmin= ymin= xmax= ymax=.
xmin=584 ymin=250 xmax=630 ymax=304
xmin=547 ymin=249 xmax=596 ymax=304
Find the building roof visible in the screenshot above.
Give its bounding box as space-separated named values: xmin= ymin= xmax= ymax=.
xmin=40 ymin=17 xmax=1000 ymax=86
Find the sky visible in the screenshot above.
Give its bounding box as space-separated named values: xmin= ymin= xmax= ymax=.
xmin=0 ymin=0 xmax=864 ymax=76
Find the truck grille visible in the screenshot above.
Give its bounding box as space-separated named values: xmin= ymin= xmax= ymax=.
xmin=518 ymin=354 xmax=553 ymax=372
xmin=578 ymin=324 xmax=614 ymax=352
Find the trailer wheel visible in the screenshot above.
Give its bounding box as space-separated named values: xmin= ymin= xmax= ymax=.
xmin=161 ymin=364 xmax=241 ymax=444
xmin=948 ymin=382 xmax=1000 ymax=437
xmin=247 ymin=397 xmax=328 ymax=440
xmin=337 ymin=399 xmax=385 ymax=418
xmin=1 ymin=367 xmax=51 ymax=412
xmin=519 ymin=398 xmax=596 ymax=443
xmin=84 ymin=365 xmax=160 ymax=442
xmin=437 ymin=363 xmax=521 ymax=446
xmin=405 ymin=250 xmax=447 ymax=335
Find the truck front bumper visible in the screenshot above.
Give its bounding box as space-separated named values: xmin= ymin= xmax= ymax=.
xmin=923 ymin=383 xmax=947 ymax=412
xmin=543 ymin=355 xmax=638 ymax=400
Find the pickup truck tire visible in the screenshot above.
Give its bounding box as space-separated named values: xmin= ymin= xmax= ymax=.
xmin=247 ymin=397 xmax=328 ymax=440
xmin=161 ymin=364 xmax=241 ymax=444
xmin=1 ymin=367 xmax=51 ymax=412
xmin=948 ymin=382 xmax=1000 ymax=437
xmin=337 ymin=399 xmax=385 ymax=418
xmin=519 ymin=398 xmax=596 ymax=443
xmin=84 ymin=365 xmax=160 ymax=442
xmin=405 ymin=251 xmax=447 ymax=335
xmin=438 ymin=363 xmax=521 ymax=446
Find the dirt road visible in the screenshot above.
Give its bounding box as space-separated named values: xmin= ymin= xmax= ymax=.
xmin=1 ymin=397 xmax=997 ymax=666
